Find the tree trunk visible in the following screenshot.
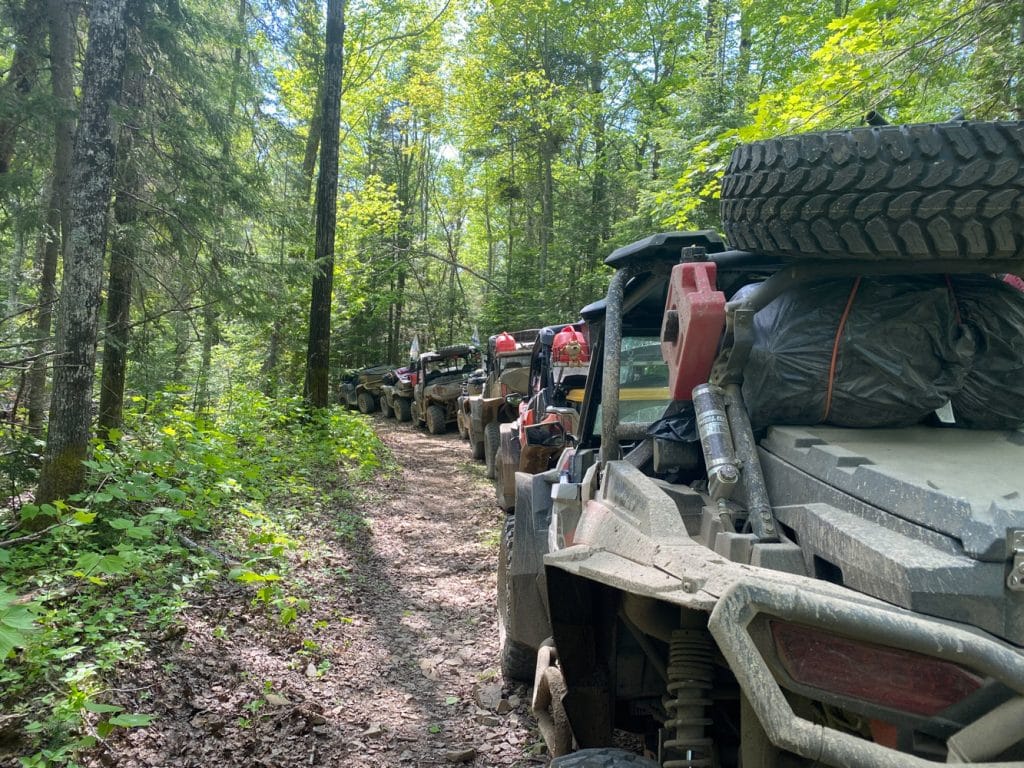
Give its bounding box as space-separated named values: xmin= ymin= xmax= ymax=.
xmin=27 ymin=0 xmax=77 ymax=434
xmin=587 ymin=55 xmax=607 ymax=270
xmin=700 ymin=0 xmax=724 ymax=125
xmin=196 ymin=0 xmax=246 ymax=412
xmin=392 ymin=269 xmax=405 ymax=363
xmin=260 ymin=317 xmax=282 ymax=395
xmin=539 ymin=145 xmax=554 ymax=290
xmin=98 ymin=62 xmax=144 ymax=432
xmin=196 ymin=303 xmax=217 ymax=412
xmin=0 ymin=1 xmax=46 ymax=175
xmin=303 ymin=0 xmax=345 ymax=408
xmin=302 ymin=98 xmax=323 ymax=202
xmin=36 ymin=0 xmax=136 ymax=504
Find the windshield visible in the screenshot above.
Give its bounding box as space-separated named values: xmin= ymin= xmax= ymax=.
xmin=593 ymin=336 xmax=670 ymax=436
xmin=619 ymin=337 xmax=670 ymax=424
xmin=422 ymin=350 xmax=481 ymax=380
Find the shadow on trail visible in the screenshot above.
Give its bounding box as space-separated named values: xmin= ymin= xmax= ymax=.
xmin=77 ymin=415 xmax=532 ymax=768
xmin=313 ymin=414 xmax=533 ymax=766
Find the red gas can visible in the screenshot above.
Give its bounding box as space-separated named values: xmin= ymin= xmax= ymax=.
xmin=660 ymin=261 xmax=726 ymax=400
xmin=552 ymin=326 xmax=589 ymax=365
xmin=495 ymin=331 xmax=517 ymax=353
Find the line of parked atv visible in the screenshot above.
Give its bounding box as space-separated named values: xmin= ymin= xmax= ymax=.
xmin=338 ymin=117 xmax=1024 ymax=768
xmin=339 ymin=323 xmax=592 ymax=491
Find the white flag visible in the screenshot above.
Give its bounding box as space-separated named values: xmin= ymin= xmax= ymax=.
xmin=409 ymin=335 xmax=420 ymax=360
xmin=471 ymin=325 xmax=480 ymax=346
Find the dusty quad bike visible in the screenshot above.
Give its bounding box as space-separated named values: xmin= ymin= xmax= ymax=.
xmin=501 ymin=120 xmax=1024 ymax=767
xmin=458 ymin=329 xmax=538 ymax=476
xmin=339 ymin=369 xmax=360 ymax=409
xmin=379 ymin=366 xmax=414 ymax=421
xmin=456 ymin=369 xmax=487 ymax=440
xmin=340 ymin=364 xmax=390 ymax=414
xmin=411 ymin=344 xmax=482 ymax=435
xmin=493 ymin=322 xmax=591 ymax=512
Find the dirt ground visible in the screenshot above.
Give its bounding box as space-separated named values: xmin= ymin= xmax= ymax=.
xmin=81 ymin=416 xmax=541 ymax=768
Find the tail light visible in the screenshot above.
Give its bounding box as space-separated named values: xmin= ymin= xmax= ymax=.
xmin=770 ymin=620 xmax=983 ymax=717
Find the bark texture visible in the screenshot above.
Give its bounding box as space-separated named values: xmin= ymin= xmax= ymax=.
xmin=98 ymin=62 xmax=145 ymax=431
xmin=0 ymin=1 xmax=46 ymax=174
xmin=27 ymin=0 xmax=78 ymax=433
xmin=37 ymin=0 xmax=136 ymax=502
xmin=304 ymin=0 xmax=345 ymax=408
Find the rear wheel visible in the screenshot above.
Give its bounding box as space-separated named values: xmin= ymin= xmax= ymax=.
xmin=395 ymin=397 xmax=412 ymax=422
xmin=426 ymin=404 xmax=447 ymax=435
xmin=497 ymin=515 xmax=536 ymax=682
xmin=484 ymin=421 xmax=500 ymax=480
xmin=357 ymin=391 xmax=377 ymax=414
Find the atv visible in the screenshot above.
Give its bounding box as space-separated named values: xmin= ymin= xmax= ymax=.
xmin=380 ymin=366 xmax=414 ymax=421
xmin=340 ymin=364 xmax=390 ymax=414
xmin=500 ymin=120 xmax=1024 ymax=767
xmin=411 ymin=344 xmax=482 ymax=434
xmin=339 ymin=369 xmax=360 ymax=409
xmin=458 ymin=329 xmax=538 ymax=477
xmin=493 ymin=322 xmax=591 ymax=513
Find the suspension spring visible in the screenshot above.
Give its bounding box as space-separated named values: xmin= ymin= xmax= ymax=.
xmin=660 ymin=629 xmax=715 ymax=768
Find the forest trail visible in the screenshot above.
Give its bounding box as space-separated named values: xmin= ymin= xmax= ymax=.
xmin=81 ymin=417 xmax=541 ymax=768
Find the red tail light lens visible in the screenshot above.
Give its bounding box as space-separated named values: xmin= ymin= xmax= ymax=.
xmin=770 ymin=620 xmax=983 ymax=717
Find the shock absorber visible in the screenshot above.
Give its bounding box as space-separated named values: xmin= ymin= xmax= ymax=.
xmin=660 ymin=629 xmax=715 ymax=768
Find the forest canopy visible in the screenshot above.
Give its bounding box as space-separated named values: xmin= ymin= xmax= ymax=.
xmin=0 ymin=0 xmax=1017 ymax=492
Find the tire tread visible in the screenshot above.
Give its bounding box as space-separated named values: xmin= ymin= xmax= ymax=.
xmin=721 ymin=121 xmax=1024 ymax=260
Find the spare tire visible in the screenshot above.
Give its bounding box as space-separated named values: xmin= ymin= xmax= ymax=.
xmin=720 ymin=121 xmax=1024 ymax=261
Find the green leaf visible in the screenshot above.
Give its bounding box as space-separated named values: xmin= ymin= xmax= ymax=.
xmin=1 ymin=609 xmax=36 ymax=631
xmin=75 ymin=553 xmax=128 ymax=576
xmin=83 ymin=700 xmax=124 ymax=714
xmin=125 ymin=525 xmax=155 ymax=540
xmin=0 ymin=593 xmax=37 ymax=660
xmin=19 ymin=504 xmax=40 ymax=521
xmin=75 ymin=552 xmax=101 ymax=572
xmin=96 ymin=555 xmax=127 ymax=574
xmin=72 ymin=510 xmax=97 ymax=525
xmin=108 ymin=518 xmax=134 ymax=530
xmin=0 ymin=625 xmax=23 ymax=658
xmin=228 ymin=569 xmax=280 ymax=583
xmin=107 ymin=713 xmax=155 ymax=728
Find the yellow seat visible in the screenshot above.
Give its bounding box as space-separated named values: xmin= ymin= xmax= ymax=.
xmin=620 ymin=386 xmax=670 ymax=401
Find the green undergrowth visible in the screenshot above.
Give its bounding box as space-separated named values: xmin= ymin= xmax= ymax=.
xmin=0 ymin=387 xmax=387 ymax=767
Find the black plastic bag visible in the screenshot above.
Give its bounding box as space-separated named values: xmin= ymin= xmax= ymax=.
xmin=647 ymin=402 xmax=698 ymax=443
xmin=741 ymin=277 xmax=975 ymax=428
xmin=950 ymin=275 xmax=1024 ymax=429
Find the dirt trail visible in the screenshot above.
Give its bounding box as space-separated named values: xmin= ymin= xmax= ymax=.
xmin=82 ymin=416 xmax=540 ymax=768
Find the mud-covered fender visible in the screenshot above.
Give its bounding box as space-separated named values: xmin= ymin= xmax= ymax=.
xmin=508 ymin=468 xmax=559 ymax=651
